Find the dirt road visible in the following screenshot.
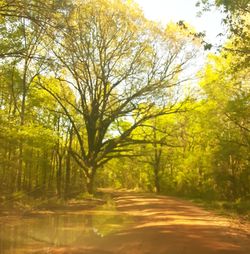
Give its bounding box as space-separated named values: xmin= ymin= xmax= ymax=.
xmin=48 ymin=191 xmax=250 ymax=254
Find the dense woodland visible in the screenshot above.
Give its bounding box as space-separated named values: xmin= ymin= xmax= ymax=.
xmin=0 ymin=0 xmax=249 ymax=205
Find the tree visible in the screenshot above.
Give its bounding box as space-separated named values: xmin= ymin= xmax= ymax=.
xmin=196 ymin=0 xmax=250 ymax=68
xmin=132 ymin=113 xmax=183 ymax=193
xmin=39 ymin=0 xmax=200 ymax=193
xmin=198 ymin=50 xmax=250 ymax=200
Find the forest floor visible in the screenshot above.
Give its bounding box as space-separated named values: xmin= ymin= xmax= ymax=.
xmin=1 ymin=190 xmax=250 ymax=254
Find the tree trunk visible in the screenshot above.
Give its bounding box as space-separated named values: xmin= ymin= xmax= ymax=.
xmin=17 ymin=145 xmax=23 ymax=191
xmin=65 ymin=152 xmax=71 ymax=199
xmin=86 ymin=168 xmax=96 ymax=194
xmin=57 ymin=155 xmax=62 ymax=198
xmin=154 ymin=166 xmax=160 ymax=193
xmin=86 ymin=176 xmax=94 ymax=194
xmin=65 ymin=127 xmax=73 ymax=199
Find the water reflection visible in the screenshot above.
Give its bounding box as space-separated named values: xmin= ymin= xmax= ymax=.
xmin=0 ymin=203 xmax=130 ymax=253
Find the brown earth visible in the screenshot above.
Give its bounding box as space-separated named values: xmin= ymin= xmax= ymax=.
xmin=44 ymin=191 xmax=250 ymax=254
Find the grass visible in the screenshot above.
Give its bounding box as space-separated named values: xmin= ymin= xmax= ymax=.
xmin=0 ymin=190 xmax=110 ymax=216
xmin=161 ymin=191 xmax=250 ymax=221
xmin=187 ymin=198 xmax=250 ymax=221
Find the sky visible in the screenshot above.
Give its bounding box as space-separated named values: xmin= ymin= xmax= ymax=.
xmin=134 ymin=0 xmax=226 ymax=47
xmin=132 ymin=0 xmax=227 ymax=94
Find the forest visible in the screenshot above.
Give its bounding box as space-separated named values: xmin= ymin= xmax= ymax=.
xmin=0 ymin=0 xmax=249 ymax=210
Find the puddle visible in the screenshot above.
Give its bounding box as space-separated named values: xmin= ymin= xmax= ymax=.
xmin=0 ymin=201 xmax=131 ymax=253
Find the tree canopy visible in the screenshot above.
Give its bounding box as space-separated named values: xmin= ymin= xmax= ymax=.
xmin=0 ymin=0 xmax=249 ymax=202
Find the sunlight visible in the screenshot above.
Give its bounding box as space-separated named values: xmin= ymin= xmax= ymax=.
xmin=135 ymin=0 xmax=226 ymax=45
xmin=0 ymin=0 xmax=249 ymax=253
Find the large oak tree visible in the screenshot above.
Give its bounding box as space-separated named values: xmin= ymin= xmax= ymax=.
xmin=39 ymin=0 xmax=199 ymax=193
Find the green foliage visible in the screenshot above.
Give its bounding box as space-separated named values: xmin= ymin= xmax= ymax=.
xmin=75 ymin=192 xmax=94 ymax=200
xmin=197 ymin=0 xmax=250 ymax=68
xmin=190 ymin=198 xmax=250 ymax=219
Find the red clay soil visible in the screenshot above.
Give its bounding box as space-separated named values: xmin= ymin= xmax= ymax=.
xmin=47 ymin=191 xmax=250 ymax=254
